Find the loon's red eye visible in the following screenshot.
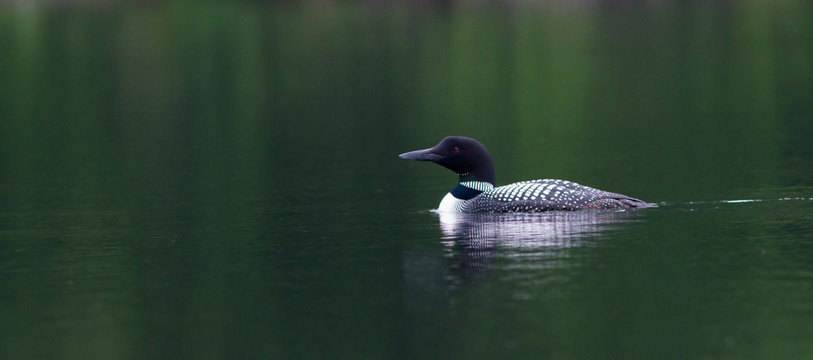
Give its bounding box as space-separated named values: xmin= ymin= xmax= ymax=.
xmin=452 ymin=146 xmax=460 ymax=153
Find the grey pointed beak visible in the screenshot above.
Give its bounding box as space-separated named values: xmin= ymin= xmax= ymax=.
xmin=399 ymin=148 xmax=442 ymax=161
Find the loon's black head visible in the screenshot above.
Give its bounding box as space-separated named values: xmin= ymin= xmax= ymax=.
xmin=399 ymin=136 xmax=495 ymax=185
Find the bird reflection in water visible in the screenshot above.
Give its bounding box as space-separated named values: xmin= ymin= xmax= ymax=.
xmin=437 ymin=210 xmax=644 ymax=292
xmin=400 ymin=210 xmax=646 ymax=311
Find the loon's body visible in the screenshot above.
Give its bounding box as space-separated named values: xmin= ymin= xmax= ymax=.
xmin=400 ymin=136 xmax=652 ymax=213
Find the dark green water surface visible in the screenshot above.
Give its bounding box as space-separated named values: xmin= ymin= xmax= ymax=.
xmin=1 ymin=1 xmax=813 ymax=359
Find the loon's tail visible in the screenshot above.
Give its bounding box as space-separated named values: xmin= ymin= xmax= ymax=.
xmin=615 ymin=197 xmax=656 ymax=209
xmin=585 ymin=195 xmax=655 ymax=210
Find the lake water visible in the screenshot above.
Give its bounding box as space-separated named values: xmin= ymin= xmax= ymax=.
xmin=1 ymin=1 xmax=813 ymax=359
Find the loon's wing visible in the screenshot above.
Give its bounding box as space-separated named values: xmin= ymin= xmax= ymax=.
xmin=461 ymin=179 xmax=650 ymax=213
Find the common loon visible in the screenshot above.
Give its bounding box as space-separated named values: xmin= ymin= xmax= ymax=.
xmin=399 ymin=136 xmax=653 ymax=213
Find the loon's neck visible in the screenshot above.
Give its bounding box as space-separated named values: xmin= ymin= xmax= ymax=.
xmin=438 ymin=174 xmax=494 ymax=212
xmin=450 ymin=173 xmax=494 ymax=200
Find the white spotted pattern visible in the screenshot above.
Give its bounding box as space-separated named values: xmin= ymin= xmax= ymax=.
xmin=440 ymin=179 xmax=650 ymax=213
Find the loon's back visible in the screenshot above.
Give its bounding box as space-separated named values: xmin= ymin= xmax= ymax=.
xmin=460 ymin=179 xmax=650 ymax=213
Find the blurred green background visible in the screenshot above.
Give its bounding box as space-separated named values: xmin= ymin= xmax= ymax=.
xmin=1 ymin=1 xmax=812 ymax=359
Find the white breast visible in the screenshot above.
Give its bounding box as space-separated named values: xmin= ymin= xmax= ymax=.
xmin=437 ymin=192 xmax=465 ymax=213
